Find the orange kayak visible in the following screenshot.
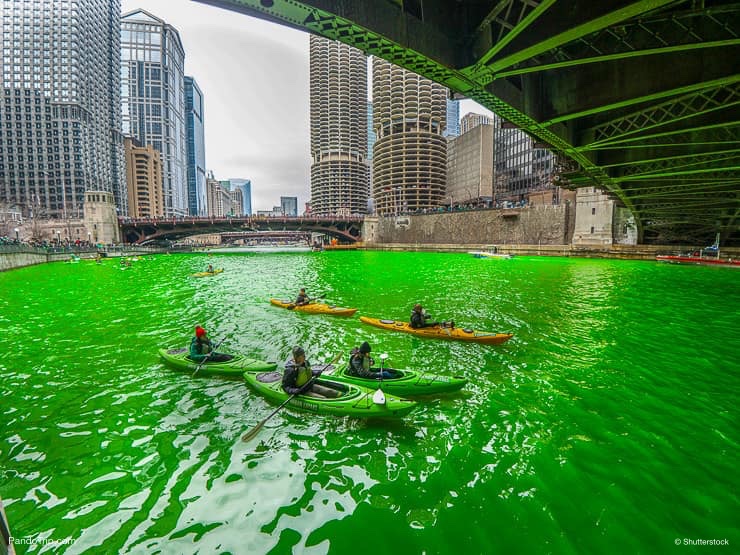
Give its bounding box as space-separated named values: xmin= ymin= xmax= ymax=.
xmin=359 ymin=316 xmax=513 ymax=345
xmin=270 ymin=298 xmax=358 ymax=316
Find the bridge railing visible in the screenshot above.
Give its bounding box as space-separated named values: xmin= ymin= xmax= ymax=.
xmin=119 ymin=215 xmax=365 ymax=225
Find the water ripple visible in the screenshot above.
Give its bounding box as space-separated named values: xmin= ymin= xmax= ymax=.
xmin=0 ymin=253 xmax=738 ymax=552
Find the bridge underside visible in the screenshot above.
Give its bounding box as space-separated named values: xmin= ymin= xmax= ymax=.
xmin=197 ymin=0 xmax=739 ymax=245
xmin=121 ymin=217 xmax=362 ymax=244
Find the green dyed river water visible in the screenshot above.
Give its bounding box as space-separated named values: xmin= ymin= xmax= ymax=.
xmin=0 ymin=251 xmax=738 ymax=554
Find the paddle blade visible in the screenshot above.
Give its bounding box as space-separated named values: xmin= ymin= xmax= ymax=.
xmin=372 ymin=388 xmax=386 ymax=405
xmin=241 ymin=419 xmax=266 ymax=442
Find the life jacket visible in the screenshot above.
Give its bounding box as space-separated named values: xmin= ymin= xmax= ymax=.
xmin=295 ymin=364 xmax=312 ymax=386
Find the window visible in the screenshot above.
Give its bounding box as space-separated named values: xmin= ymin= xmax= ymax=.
xmin=591 ymin=207 xmax=596 ymax=215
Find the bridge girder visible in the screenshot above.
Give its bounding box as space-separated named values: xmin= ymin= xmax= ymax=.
xmin=196 ymin=0 xmax=740 ymax=244
xmin=120 ymin=217 xmax=363 ymax=245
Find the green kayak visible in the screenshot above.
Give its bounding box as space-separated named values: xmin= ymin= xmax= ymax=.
xmin=323 ymin=363 xmax=467 ymax=396
xmin=243 ymin=371 xmax=417 ymax=418
xmin=159 ymin=348 xmax=277 ymax=376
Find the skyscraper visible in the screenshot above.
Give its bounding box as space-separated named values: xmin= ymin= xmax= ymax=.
xmin=367 ymin=101 xmax=376 ymax=161
xmin=184 ymin=76 xmax=206 ymax=216
xmin=124 ymin=137 xmax=163 ymax=218
xmin=447 ymin=124 xmax=494 ymax=205
xmin=461 ymin=112 xmax=493 ymax=135
xmin=444 ymin=99 xmax=460 ymax=137
xmin=0 ymin=0 xmax=125 ymax=219
xmin=372 ymin=60 xmax=447 ymax=215
xmin=230 ymin=178 xmax=252 ymax=215
xmin=309 ymin=36 xmax=368 ymax=217
xmin=280 ymin=196 xmax=298 ymax=216
xmin=120 ymin=9 xmax=188 ymax=217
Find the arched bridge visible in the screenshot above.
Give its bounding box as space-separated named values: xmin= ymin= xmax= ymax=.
xmin=120 ymin=215 xmax=364 ymax=244
xmin=196 ymin=0 xmax=739 ymax=245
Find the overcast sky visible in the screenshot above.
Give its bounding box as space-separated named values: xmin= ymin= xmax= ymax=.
xmin=121 ymin=0 xmax=493 ymax=211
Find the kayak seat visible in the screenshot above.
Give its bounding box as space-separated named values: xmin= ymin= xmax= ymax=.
xmin=315 ymin=379 xmax=349 ymax=394
xmin=462 ymin=328 xmax=473 ymax=334
xmin=257 ymin=371 xmax=282 ymax=383
xmin=168 ymin=347 xmax=188 ymax=354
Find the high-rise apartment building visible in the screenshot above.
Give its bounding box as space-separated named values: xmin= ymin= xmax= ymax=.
xmin=367 ymin=102 xmax=376 ymax=161
xmin=124 ymin=137 xmax=163 ymax=217
xmin=444 ymin=99 xmax=460 ymax=137
xmin=372 ymin=60 xmax=447 ymax=215
xmin=184 ymin=76 xmax=206 ymax=216
xmin=309 ymin=36 xmax=368 ymax=217
xmin=460 ymin=112 xmax=493 ymax=135
xmin=0 ymin=0 xmax=125 ymax=218
xmin=120 ymin=9 xmax=187 ymax=217
xmin=280 ymin=196 xmax=298 ymax=216
xmin=230 ymin=178 xmax=252 ymax=215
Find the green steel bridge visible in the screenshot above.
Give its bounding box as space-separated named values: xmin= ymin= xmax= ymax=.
xmin=195 ymin=0 xmax=739 ymax=245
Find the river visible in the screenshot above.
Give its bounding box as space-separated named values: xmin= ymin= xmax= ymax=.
xmin=0 ymin=251 xmax=737 ymax=553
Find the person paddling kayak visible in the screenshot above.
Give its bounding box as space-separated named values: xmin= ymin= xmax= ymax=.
xmin=282 ymin=346 xmax=339 ymax=399
xmin=410 ymin=304 xmax=454 ymax=329
xmin=189 ymin=326 xmax=232 ymax=362
xmin=347 ymin=341 xmax=393 ymax=379
xmin=294 ymin=288 xmax=310 ymax=306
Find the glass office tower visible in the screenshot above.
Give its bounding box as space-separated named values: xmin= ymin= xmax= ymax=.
xmin=184 ymin=76 xmax=206 ymax=216
xmin=120 ymin=9 xmax=188 ymax=217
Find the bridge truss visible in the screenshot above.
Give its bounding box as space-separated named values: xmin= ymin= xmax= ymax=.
xmin=197 ymin=0 xmax=739 ymax=244
xmin=120 ymin=216 xmax=363 ymax=244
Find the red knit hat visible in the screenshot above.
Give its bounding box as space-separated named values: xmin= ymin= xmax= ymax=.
xmin=195 ymin=326 xmax=207 ymax=338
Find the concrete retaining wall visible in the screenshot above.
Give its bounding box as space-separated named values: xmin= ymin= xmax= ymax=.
xmin=364 ymin=204 xmax=574 ymax=245
xmin=0 ymin=251 xmax=99 ymax=272
xmin=0 ymin=246 xmax=164 ymax=272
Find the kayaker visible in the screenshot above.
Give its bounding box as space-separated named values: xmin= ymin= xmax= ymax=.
xmin=207 ymin=264 xmax=214 ymax=273
xmin=347 ymin=341 xmax=393 ymax=379
xmin=410 ymin=304 xmax=454 ymax=329
xmin=189 ymin=326 xmax=232 ymax=362
xmin=294 ymin=288 xmax=310 ymax=306
xmin=282 ymin=346 xmax=339 ymax=398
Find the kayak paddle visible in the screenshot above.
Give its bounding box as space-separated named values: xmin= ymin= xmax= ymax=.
xmin=373 ymin=353 xmax=388 ymax=405
xmin=192 ymin=338 xmax=225 ymax=377
xmin=242 ymin=352 xmax=342 ymax=442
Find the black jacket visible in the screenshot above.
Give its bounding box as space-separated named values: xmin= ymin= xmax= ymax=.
xmin=347 ymin=353 xmax=376 ymax=378
xmin=410 ymin=310 xmax=429 ymax=328
xmin=282 ymin=357 xmax=319 ymax=394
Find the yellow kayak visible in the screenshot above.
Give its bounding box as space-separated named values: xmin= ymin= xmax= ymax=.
xmin=359 ymin=316 xmax=513 ymax=345
xmin=191 ymin=268 xmax=224 ymax=278
xmin=270 ymin=298 xmax=358 ymax=316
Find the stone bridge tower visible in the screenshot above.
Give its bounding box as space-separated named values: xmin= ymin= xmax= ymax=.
xmin=84 ymin=191 xmax=120 ymax=244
